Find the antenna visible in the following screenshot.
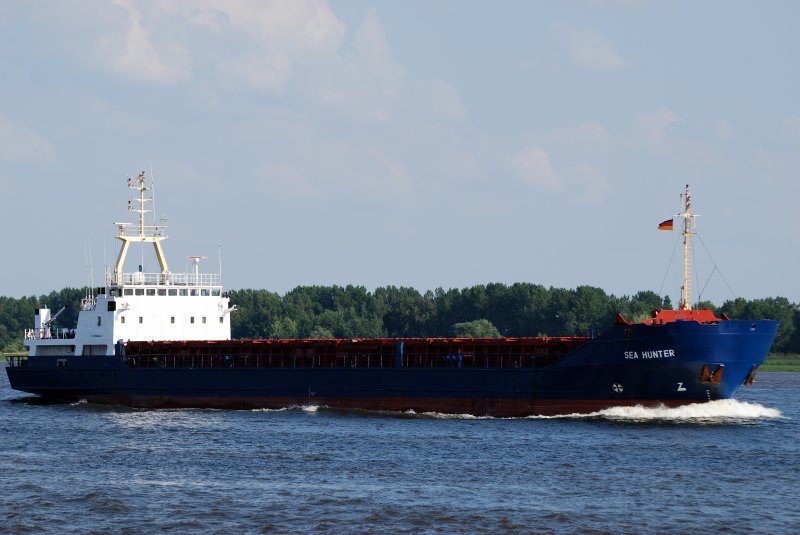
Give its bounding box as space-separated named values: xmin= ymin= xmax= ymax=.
xmin=103 ymin=240 xmax=108 ymax=286
xmin=218 ymin=243 xmax=223 ymax=283
xmin=675 ymin=184 xmax=701 ymax=310
xmin=149 ymin=161 xmax=156 ymax=226
xmin=114 ymin=171 xmax=169 ymax=284
xmin=88 ymin=239 xmax=94 ymax=293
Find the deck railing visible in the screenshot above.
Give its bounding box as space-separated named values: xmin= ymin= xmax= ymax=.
xmin=24 ymin=328 xmax=76 ymax=341
xmin=106 ymin=272 xmax=221 ymax=287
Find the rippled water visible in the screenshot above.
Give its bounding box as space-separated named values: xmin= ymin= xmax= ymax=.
xmin=2 ymin=367 xmax=798 ymax=534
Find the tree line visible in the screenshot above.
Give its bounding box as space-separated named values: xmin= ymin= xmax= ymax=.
xmin=1 ymin=284 xmax=797 ymax=353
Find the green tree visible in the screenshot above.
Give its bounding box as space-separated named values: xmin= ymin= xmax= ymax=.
xmin=270 ymin=317 xmax=299 ymax=339
xmin=695 ymin=300 xmax=718 ymax=314
xmin=309 ymin=326 xmax=334 ymax=339
xmin=375 ymin=286 xmax=433 ymax=337
xmin=614 ymin=290 xmax=670 ymax=323
xmin=229 ymin=289 xmax=282 ymax=339
xmin=453 ymin=318 xmax=502 ymax=338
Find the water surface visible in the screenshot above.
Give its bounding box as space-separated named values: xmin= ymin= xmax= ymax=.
xmin=2 ymin=368 xmax=797 ymax=534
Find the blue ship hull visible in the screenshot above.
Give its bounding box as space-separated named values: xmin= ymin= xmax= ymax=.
xmin=6 ymin=318 xmax=779 ymax=416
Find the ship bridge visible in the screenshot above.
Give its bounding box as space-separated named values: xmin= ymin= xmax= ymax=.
xmin=24 ymin=171 xmax=233 ymax=358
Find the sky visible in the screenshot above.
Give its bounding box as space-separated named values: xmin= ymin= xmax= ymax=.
xmin=1 ymin=0 xmax=799 ymax=307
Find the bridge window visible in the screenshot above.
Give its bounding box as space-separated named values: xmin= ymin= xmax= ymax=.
xmin=121 ymin=316 xmax=126 ymax=324
xmin=146 ymin=289 xmax=156 ymax=296
xmin=124 ymin=289 xmax=133 ymax=296
xmin=212 ymin=289 xmax=221 ymax=296
xmin=190 ymin=289 xmax=199 ymax=296
xmin=190 ymin=317 xmax=195 ymax=324
xmin=157 ymin=289 xmax=166 ymax=296
xmin=179 ymin=289 xmax=188 ymax=296
xmin=201 ymin=289 xmax=210 ymax=296
xmin=135 ymin=289 xmax=144 ymax=296
xmin=168 ymin=289 xmax=178 ymax=296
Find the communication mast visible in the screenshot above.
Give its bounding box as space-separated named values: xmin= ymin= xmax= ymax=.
xmin=675 ymin=184 xmax=700 ymax=310
xmin=112 ymin=171 xmax=169 ymax=285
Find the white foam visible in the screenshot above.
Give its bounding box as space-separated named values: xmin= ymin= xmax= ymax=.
xmin=538 ymin=399 xmax=783 ymax=422
xmin=250 ymin=404 xmax=325 ymax=413
xmin=404 ymin=410 xmax=488 ymax=420
xmin=253 ymin=399 xmax=782 ymax=422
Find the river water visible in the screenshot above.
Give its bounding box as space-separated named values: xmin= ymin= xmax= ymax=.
xmin=1 ymin=368 xmax=798 ymax=534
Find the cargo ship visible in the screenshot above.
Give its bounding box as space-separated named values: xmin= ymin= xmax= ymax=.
xmin=5 ymin=177 xmax=779 ymax=416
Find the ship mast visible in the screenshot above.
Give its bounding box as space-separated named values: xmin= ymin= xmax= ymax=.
xmin=112 ymin=171 xmax=169 ymax=285
xmin=675 ymin=184 xmax=699 ymax=310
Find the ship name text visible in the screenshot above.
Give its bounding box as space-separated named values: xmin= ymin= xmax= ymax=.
xmin=624 ymin=349 xmax=675 ymax=360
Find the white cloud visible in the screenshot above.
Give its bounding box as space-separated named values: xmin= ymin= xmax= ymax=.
xmin=220 ymin=52 xmax=292 ymax=93
xmin=0 ymin=115 xmax=53 ymax=161
xmin=177 ymin=0 xmax=346 ymax=56
xmin=510 ymin=146 xmax=562 ymax=190
xmin=634 ymin=107 xmax=682 ymax=141
xmin=94 ymin=0 xmax=345 ymax=90
xmin=98 ymin=0 xmax=190 ymax=85
xmin=298 ymin=8 xmax=467 ymax=125
xmin=307 ymin=8 xmax=406 ymax=123
xmin=81 ymin=2 xmax=465 ymax=125
xmin=567 ymin=164 xmax=609 ymax=205
xmin=420 ymin=79 xmax=465 ymax=121
xmin=552 ymin=121 xmax=610 ymax=145
xmin=555 ymin=23 xmax=627 ymax=72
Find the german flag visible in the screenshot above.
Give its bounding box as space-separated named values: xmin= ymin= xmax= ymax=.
xmin=658 ymin=219 xmax=674 ymax=231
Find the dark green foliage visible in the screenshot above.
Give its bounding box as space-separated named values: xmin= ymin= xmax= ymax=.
xmin=2 ymin=285 xmax=798 ymax=354
xmin=453 ymin=319 xmax=502 ymax=338
xmin=228 ymin=289 xmax=282 ymax=339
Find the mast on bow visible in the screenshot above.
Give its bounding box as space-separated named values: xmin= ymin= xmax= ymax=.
xmin=675 ymin=184 xmax=700 ymax=310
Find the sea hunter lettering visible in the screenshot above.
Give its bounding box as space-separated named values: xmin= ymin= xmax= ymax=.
xmin=623 ymin=349 xmax=675 ymax=359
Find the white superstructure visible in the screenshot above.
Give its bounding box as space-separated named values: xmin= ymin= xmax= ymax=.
xmin=24 ymin=172 xmax=234 ymax=357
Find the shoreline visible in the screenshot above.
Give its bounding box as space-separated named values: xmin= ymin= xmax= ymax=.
xmin=760 ymin=355 xmax=800 ymax=372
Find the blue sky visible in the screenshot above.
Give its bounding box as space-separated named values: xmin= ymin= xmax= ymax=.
xmin=1 ymin=0 xmax=798 ymax=307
